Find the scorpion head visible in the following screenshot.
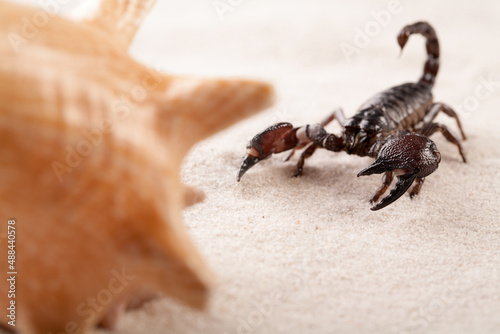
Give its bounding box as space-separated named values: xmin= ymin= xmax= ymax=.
xmin=343 ymin=104 xmax=386 ymax=156
xmin=344 ymin=127 xmax=376 ymax=156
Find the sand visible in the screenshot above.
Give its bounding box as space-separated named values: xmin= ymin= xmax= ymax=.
xmin=4 ymin=0 xmax=500 ymax=333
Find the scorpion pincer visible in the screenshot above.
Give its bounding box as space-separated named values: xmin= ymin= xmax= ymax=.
xmin=237 ymin=21 xmax=466 ymax=210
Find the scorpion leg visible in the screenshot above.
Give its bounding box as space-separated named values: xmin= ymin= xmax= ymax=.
xmin=409 ymin=177 xmax=425 ymax=198
xmin=370 ymin=171 xmax=394 ymax=204
xmin=292 ymin=143 xmax=317 ymax=177
xmin=292 ymin=122 xmax=345 ymax=177
xmin=357 ymin=132 xmax=441 ymax=210
xmin=423 ymin=103 xmax=467 ymax=140
xmin=420 ymin=122 xmax=467 ymax=162
xmin=283 ymin=143 xmax=307 ymax=162
xmin=320 ymin=107 xmax=348 ymax=126
xmin=284 ymin=108 xmax=346 ymax=162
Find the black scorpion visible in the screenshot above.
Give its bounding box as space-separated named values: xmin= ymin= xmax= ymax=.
xmin=237 ymin=21 xmax=466 ymax=210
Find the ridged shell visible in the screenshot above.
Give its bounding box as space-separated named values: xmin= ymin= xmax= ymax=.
xmin=0 ymin=1 xmax=273 ymax=333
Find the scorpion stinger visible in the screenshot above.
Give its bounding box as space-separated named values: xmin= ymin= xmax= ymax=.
xmin=237 ymin=21 xmax=466 ymax=210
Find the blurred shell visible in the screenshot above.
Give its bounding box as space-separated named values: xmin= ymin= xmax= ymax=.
xmin=0 ymin=1 xmax=273 ymax=333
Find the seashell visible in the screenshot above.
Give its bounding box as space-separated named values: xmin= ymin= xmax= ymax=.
xmin=0 ymin=1 xmax=273 ymax=333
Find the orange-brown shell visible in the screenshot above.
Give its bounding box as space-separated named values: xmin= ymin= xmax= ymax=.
xmin=0 ymin=1 xmax=273 ymax=333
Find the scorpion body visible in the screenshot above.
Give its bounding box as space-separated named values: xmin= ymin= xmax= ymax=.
xmin=237 ymin=22 xmax=466 ymax=210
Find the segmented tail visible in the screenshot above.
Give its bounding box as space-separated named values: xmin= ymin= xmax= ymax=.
xmin=397 ymin=22 xmax=439 ymax=87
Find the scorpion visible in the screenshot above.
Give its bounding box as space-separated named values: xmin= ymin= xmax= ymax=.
xmin=237 ymin=21 xmax=467 ymax=210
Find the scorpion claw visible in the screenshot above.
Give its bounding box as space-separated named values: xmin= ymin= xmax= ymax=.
xmin=370 ymin=174 xmax=417 ymax=211
xmin=237 ymin=155 xmax=260 ymax=182
xmin=237 ymin=122 xmax=298 ymax=181
xmin=358 ymin=132 xmax=441 ymax=210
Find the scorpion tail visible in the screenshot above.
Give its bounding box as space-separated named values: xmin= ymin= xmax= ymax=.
xmin=397 ymin=21 xmax=439 ymax=87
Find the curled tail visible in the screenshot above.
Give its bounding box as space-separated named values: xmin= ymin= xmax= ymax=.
xmin=397 ymin=21 xmax=439 ymax=87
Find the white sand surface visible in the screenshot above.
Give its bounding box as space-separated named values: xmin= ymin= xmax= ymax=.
xmin=5 ymin=0 xmax=500 ymax=333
